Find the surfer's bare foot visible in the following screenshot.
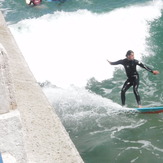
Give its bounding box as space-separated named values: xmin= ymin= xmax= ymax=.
xmin=138 ymin=105 xmax=142 ymax=108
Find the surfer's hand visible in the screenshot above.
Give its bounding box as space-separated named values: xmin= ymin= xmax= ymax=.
xmin=153 ymin=70 xmax=159 ymax=75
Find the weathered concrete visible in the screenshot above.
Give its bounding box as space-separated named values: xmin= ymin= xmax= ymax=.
xmin=0 ymin=12 xmax=84 ymax=163
xmin=0 ymin=110 xmax=27 ymax=163
xmin=0 ymin=44 xmax=17 ymax=114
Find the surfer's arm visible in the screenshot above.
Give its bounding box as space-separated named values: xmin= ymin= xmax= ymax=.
xmin=137 ymin=61 xmax=159 ymax=75
xmin=107 ymin=59 xmax=123 ymax=65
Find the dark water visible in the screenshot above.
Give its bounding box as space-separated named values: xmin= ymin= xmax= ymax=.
xmin=1 ymin=0 xmax=163 ymax=162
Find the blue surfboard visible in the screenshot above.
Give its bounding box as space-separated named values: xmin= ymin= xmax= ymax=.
xmin=134 ymin=106 xmax=163 ymax=114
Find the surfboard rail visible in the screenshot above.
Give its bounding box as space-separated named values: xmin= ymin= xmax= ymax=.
xmin=134 ymin=106 xmax=163 ymax=114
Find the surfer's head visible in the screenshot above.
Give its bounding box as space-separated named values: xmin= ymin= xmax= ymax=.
xmin=126 ymin=50 xmax=134 ymax=60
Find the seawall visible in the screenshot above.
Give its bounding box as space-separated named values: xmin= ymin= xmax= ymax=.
xmin=0 ymin=11 xmax=84 ymax=163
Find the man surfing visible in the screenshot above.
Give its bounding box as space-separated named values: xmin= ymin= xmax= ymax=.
xmin=26 ymin=0 xmax=42 ymax=5
xmin=107 ymin=50 xmax=159 ymax=108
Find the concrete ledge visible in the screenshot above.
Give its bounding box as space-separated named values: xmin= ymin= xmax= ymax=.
xmin=0 ymin=12 xmax=83 ymax=163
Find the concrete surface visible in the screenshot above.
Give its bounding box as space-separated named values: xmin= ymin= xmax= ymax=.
xmin=0 ymin=110 xmax=27 ymax=163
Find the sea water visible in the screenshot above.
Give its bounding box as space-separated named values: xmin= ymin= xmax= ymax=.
xmin=1 ymin=0 xmax=163 ymax=162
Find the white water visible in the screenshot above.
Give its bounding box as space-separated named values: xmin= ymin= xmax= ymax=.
xmin=42 ymin=86 xmax=135 ymax=129
xmin=9 ymin=0 xmax=163 ymax=88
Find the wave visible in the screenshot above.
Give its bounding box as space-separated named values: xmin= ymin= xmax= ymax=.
xmin=9 ymin=0 xmax=163 ymax=88
xmin=42 ymin=85 xmax=138 ymax=133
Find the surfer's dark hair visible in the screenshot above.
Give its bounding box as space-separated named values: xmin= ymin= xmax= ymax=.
xmin=126 ymin=50 xmax=134 ymax=57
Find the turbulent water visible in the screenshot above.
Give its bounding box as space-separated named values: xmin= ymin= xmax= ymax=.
xmin=1 ymin=0 xmax=163 ymax=162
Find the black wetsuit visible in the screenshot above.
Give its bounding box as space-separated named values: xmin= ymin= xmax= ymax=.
xmin=110 ymin=59 xmax=153 ymax=106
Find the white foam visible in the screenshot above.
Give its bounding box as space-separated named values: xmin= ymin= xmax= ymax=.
xmin=42 ymin=86 xmax=123 ymax=120
xmin=9 ymin=0 xmax=163 ymax=87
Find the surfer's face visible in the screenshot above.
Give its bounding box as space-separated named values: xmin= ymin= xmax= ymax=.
xmin=127 ymin=53 xmax=134 ymax=60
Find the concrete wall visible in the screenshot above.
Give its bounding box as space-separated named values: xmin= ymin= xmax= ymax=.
xmin=0 ymin=12 xmax=84 ymax=163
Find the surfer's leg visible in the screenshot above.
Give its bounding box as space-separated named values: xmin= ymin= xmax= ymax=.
xmin=133 ymin=76 xmax=141 ymax=106
xmin=121 ymin=79 xmax=132 ymax=106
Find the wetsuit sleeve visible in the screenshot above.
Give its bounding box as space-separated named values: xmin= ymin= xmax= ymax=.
xmin=137 ymin=61 xmax=153 ymax=73
xmin=110 ymin=60 xmax=124 ymax=65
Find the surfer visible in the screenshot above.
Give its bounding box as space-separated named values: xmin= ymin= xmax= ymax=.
xmin=27 ymin=0 xmax=42 ymax=5
xmin=107 ymin=50 xmax=159 ymax=108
